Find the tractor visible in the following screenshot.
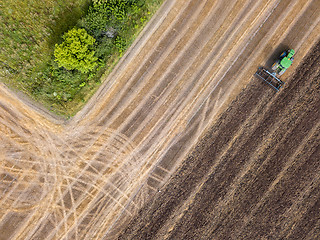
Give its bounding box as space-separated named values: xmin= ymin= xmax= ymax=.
xmin=271 ymin=49 xmax=295 ymax=76
xmin=255 ymin=49 xmax=295 ymax=91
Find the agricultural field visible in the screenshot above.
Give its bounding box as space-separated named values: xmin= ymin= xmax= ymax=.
xmin=118 ymin=40 xmax=320 ymax=240
xmin=0 ymin=0 xmax=319 ymax=239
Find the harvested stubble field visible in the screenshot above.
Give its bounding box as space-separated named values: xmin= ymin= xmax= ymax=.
xmin=0 ymin=0 xmax=319 ymax=239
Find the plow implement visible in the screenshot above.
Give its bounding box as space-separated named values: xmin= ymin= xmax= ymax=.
xmin=255 ymin=67 xmax=284 ymax=91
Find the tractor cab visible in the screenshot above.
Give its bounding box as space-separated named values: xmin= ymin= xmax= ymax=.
xmin=273 ymin=49 xmax=295 ymax=76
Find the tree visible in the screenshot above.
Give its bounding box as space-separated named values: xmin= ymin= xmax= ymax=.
xmin=54 ymin=28 xmax=98 ymax=73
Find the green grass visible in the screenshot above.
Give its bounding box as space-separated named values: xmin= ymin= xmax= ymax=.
xmin=0 ymin=0 xmax=163 ymax=116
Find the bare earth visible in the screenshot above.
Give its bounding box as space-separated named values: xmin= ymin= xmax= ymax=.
xmin=0 ymin=0 xmax=319 ymax=239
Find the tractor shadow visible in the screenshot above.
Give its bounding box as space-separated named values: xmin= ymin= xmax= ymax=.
xmin=265 ymin=43 xmax=291 ymax=69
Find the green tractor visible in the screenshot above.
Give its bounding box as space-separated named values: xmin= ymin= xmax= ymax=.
xmin=255 ymin=49 xmax=295 ymax=91
xmin=271 ymin=49 xmax=295 ymax=76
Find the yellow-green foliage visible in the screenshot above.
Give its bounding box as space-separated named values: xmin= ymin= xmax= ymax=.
xmin=54 ymin=28 xmax=98 ymax=73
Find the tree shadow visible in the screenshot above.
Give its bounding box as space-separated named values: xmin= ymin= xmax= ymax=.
xmin=47 ymin=1 xmax=92 ymax=48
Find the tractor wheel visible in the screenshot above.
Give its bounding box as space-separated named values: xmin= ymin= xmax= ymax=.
xmin=279 ymin=68 xmax=286 ymax=76
xmin=280 ymin=51 xmax=287 ymax=58
xmin=272 ymin=61 xmax=279 ymax=70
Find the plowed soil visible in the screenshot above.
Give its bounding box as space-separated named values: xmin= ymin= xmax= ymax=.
xmin=0 ymin=0 xmax=319 ymax=239
xmin=118 ymin=40 xmax=320 ymax=240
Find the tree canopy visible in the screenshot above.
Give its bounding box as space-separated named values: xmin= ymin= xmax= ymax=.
xmin=54 ymin=28 xmax=98 ymax=73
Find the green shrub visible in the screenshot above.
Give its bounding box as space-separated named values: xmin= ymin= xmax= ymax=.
xmin=95 ymin=37 xmax=115 ymax=59
xmin=80 ymin=0 xmax=143 ymax=38
xmin=54 ymin=28 xmax=98 ymax=73
xmin=115 ymin=36 xmax=127 ymax=54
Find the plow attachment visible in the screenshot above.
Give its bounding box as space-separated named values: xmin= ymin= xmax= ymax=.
xmin=255 ymin=67 xmax=284 ymax=91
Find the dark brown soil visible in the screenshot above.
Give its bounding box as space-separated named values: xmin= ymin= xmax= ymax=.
xmin=117 ymin=41 xmax=320 ymax=240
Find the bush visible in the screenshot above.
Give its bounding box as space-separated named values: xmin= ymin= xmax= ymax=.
xmin=80 ymin=0 xmax=143 ymax=39
xmin=95 ymin=37 xmax=115 ymax=59
xmin=54 ymin=28 xmax=98 ymax=73
xmin=115 ymin=36 xmax=127 ymax=54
